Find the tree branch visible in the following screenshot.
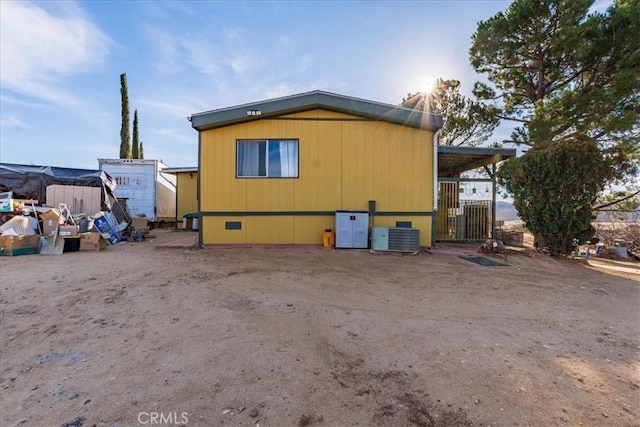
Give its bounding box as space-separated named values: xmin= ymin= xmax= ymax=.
xmin=497 ymin=115 xmax=530 ymax=124
xmin=593 ymin=190 xmax=640 ymax=210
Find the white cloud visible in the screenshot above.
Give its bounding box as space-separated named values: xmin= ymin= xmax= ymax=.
xmin=228 ymin=52 xmax=253 ymax=74
xmin=262 ymin=82 xmax=323 ymax=100
xmin=262 ymin=83 xmax=304 ymax=100
xmin=145 ymin=27 xmax=243 ymax=78
xmin=0 ymin=1 xmax=111 ymax=107
xmin=183 ymin=36 xmax=256 ymax=77
xmin=181 ymin=38 xmax=223 ymax=76
xmin=0 ymin=116 xmax=28 ymax=128
xmin=144 ymin=25 xmax=187 ymax=75
xmin=141 ymin=1 xmax=197 ymax=20
xmin=0 ymin=94 xmax=49 ymax=110
xmin=138 ymin=97 xmax=197 ymax=119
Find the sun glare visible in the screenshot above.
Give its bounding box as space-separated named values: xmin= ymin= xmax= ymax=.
xmin=421 ymin=80 xmax=436 ymax=95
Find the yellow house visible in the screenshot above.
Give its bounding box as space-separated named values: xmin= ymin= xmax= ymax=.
xmin=161 ymin=167 xmax=198 ymax=229
xmin=190 ymin=90 xmax=445 ymax=248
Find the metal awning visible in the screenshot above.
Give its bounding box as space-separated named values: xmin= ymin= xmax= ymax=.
xmin=162 ymin=167 xmax=198 ymax=174
xmin=438 ymin=146 xmax=516 ymax=177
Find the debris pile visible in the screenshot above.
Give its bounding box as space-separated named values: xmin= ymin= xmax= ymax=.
xmin=0 ymin=190 xmax=151 ymax=256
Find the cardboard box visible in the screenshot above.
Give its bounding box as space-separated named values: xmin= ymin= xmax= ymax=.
xmin=58 ymin=225 xmax=79 ymax=236
xmin=93 ymin=213 xmax=121 ymax=244
xmin=131 ymin=216 xmax=148 ymax=229
xmin=0 ymin=235 xmax=40 ymax=256
xmin=79 ymin=232 xmax=107 ymax=251
xmin=43 ymin=219 xmax=61 ymax=236
xmin=41 ymin=209 xmax=62 ymax=235
xmin=40 ymin=209 xmax=61 ymax=221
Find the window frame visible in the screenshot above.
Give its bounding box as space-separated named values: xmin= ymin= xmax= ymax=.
xmin=235 ymin=139 xmax=300 ymax=179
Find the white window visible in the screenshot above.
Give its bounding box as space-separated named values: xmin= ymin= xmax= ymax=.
xmin=236 ymin=139 xmax=299 ymax=178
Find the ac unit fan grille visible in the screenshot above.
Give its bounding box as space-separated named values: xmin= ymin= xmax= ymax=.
xmin=388 ymin=228 xmax=420 ymax=252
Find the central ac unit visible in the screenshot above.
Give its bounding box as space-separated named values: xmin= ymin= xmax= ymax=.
xmin=371 ymin=227 xmax=420 ymax=253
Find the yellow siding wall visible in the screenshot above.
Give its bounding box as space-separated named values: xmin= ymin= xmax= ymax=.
xmin=199 ymin=109 xmax=435 ymax=246
xmin=175 ymin=172 xmax=198 ymax=229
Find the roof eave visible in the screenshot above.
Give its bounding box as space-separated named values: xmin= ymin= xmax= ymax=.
xmin=161 ymin=167 xmax=198 ymax=174
xmin=191 ymin=90 xmax=444 ymax=132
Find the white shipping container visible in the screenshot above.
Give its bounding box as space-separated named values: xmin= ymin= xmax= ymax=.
xmin=98 ymin=159 xmax=177 ymax=222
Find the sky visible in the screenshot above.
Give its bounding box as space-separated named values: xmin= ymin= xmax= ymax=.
xmin=0 ymin=0 xmax=615 ymax=171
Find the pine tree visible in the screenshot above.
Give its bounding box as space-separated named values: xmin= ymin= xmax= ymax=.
xmin=401 ymin=78 xmax=499 ymax=147
xmin=470 ymin=0 xmax=639 ymax=255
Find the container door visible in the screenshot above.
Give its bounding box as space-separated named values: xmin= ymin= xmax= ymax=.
xmin=335 ymin=212 xmax=353 ymax=248
xmin=352 ymin=213 xmax=369 ymax=248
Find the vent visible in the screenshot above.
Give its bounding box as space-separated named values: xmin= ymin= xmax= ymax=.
xmin=389 ymin=227 xmax=420 ymax=251
xmin=371 ymin=227 xmax=420 ymax=253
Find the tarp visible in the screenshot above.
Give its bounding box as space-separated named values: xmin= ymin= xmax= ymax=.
xmin=0 ymin=163 xmax=117 ymax=209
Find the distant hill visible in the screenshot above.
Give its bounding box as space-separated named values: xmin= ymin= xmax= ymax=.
xmin=595 ymin=210 xmax=639 ymax=221
xmin=494 ymin=202 xmax=638 ymax=222
xmin=496 ymin=201 xmax=520 ymax=221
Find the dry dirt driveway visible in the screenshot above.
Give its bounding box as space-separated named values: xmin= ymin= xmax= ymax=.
xmin=1 ymin=230 xmax=638 ymax=427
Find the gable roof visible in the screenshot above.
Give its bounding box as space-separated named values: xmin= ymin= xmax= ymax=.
xmin=190 ymin=90 xmax=444 ymax=132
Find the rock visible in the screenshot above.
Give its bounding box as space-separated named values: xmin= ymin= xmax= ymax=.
xmin=249 ymin=407 xmax=259 ymax=417
xmin=39 ymin=353 xmax=66 ymax=364
xmin=298 ymin=413 xmax=323 ymax=426
xmin=238 ymin=403 xmax=246 ymax=413
xmin=60 ymin=417 xmax=85 ymax=427
xmin=222 ymin=409 xmax=231 ymax=415
xmin=68 ymin=393 xmax=79 ymax=400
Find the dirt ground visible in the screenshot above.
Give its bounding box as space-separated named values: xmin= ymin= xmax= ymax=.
xmin=1 ymin=230 xmax=638 ymax=427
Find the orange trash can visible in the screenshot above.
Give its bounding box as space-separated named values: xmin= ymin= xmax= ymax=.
xmin=322 ymin=230 xmax=335 ymax=249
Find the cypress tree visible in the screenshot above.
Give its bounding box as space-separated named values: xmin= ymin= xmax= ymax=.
xmin=119 ymin=73 xmax=131 ymax=159
xmin=132 ymin=109 xmax=140 ymax=159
